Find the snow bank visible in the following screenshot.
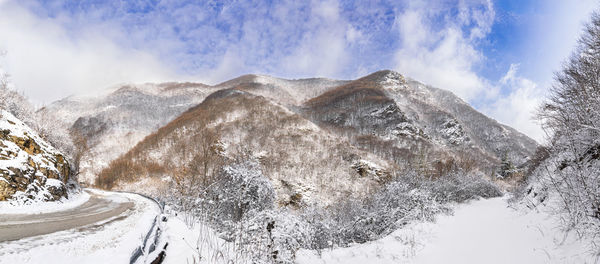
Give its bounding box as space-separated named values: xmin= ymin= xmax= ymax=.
xmin=0 ymin=189 xmax=89 ymax=215
xmin=297 ymin=197 xmax=598 ymax=264
xmin=162 ymin=214 xmax=239 ymax=264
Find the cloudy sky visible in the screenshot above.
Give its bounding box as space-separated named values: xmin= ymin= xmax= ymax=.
xmin=0 ymin=0 xmax=597 ymax=142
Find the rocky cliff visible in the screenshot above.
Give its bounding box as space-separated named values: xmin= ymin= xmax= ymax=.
xmin=0 ymin=110 xmax=71 ymax=202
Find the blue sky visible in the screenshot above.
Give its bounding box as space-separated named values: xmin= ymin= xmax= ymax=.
xmin=0 ymin=0 xmax=597 ymax=141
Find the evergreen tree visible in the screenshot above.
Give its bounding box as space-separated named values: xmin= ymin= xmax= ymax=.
xmin=498 ymin=152 xmax=515 ymax=178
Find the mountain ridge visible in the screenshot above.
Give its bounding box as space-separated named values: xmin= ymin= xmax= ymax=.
xmin=40 ymin=70 xmax=537 ymax=186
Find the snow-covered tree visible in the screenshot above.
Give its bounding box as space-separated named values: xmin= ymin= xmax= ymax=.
xmin=0 ymin=71 xmax=34 ymax=122
xmin=209 ymin=159 xmax=275 ymax=222
xmin=497 ymin=152 xmax=516 ymax=178
xmin=536 ymin=11 xmax=600 ymax=240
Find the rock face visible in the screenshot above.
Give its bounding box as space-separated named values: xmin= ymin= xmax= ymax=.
xmin=304 ymin=70 xmax=538 ymax=171
xmin=0 ymin=110 xmax=71 ymax=202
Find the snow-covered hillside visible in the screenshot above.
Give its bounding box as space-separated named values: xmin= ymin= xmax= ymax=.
xmin=96 ymin=89 xmax=390 ymax=206
xmin=44 ymin=70 xmax=537 ymax=187
xmin=304 ymin=70 xmax=537 ymax=175
xmin=513 ymin=13 xmax=600 ymax=257
xmin=41 ymin=77 xmax=346 ymax=185
xmin=0 ymin=110 xmax=74 ymax=203
xmin=39 ymin=83 xmax=217 ymax=184
xmin=215 ymin=74 xmax=349 ymax=105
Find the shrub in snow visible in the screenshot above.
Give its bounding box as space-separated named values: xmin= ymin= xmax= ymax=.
xmin=229 ymin=210 xmax=311 ymax=263
xmin=430 ymin=171 xmax=502 ymax=203
xmin=496 ymin=152 xmax=519 ymax=179
xmin=208 ymin=159 xmax=275 ymax=223
xmin=164 ymin=158 xmax=291 ymax=262
xmin=531 ymin=11 xmax=600 ymax=252
xmin=162 ymin=154 xmax=503 ymax=262
xmin=300 ymin=169 xmax=500 ymax=249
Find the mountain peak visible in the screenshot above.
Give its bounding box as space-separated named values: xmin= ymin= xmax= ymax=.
xmin=215 ymin=74 xmax=279 ymax=87
xmin=44 ymin=69 xmax=538 ymax=185
xmin=357 ymin=70 xmax=406 ymax=87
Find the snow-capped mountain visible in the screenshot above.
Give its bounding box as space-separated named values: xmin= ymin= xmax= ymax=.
xmin=39 ymin=83 xmax=218 ymax=184
xmin=95 ymin=88 xmax=391 ymax=206
xmin=43 ymin=70 xmax=537 ymax=190
xmin=303 ymin=70 xmax=537 ymax=173
xmin=40 ymin=77 xmax=347 ymax=185
xmin=215 ymin=74 xmax=348 ymax=105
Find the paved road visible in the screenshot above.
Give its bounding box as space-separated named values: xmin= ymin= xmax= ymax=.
xmin=0 ymin=191 xmax=133 ymax=242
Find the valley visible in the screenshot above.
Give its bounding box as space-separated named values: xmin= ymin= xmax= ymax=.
xmin=1 ymin=2 xmax=600 ymax=261
xmin=0 ymin=68 xmax=597 ymax=263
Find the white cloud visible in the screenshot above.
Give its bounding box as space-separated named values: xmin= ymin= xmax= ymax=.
xmin=393 ymin=0 xmax=494 ymax=102
xmin=190 ymin=0 xmax=360 ymax=82
xmin=391 ymin=1 xmax=547 ymax=142
xmin=0 ymin=0 xmax=591 ymax=143
xmin=345 ymin=26 xmax=363 ymax=44
xmin=278 ymin=0 xmax=352 ymax=78
xmin=482 ymin=64 xmax=545 ymax=143
xmin=500 ymin=64 xmax=518 ymax=85
xmin=0 ymin=1 xmax=179 ymax=104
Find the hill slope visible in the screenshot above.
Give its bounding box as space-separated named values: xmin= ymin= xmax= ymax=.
xmin=96 ymin=89 xmax=391 ymax=206
xmin=42 ymin=77 xmax=344 ymax=185
xmin=39 ymin=83 xmax=217 ymax=184
xmin=303 ymin=70 xmax=537 ymax=175
xmin=44 ymin=70 xmax=537 ymax=188
xmin=0 ymin=110 xmax=73 ymax=202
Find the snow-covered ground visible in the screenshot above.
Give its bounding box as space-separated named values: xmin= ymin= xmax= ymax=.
xmin=0 ymin=190 xmax=161 ymax=264
xmin=0 ymin=190 xmax=89 ymax=215
xmin=297 ymin=197 xmax=599 ymax=264
xmin=4 ymin=193 xmax=596 ymax=263
xmin=160 ymin=213 xmax=239 ymax=264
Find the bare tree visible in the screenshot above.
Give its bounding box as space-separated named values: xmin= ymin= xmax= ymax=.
xmin=0 ymin=71 xmax=11 ymax=111
xmin=537 ymin=11 xmax=600 ymax=237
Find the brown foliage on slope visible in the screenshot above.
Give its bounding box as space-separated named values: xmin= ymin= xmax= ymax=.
xmin=306 ymin=76 xmax=391 ymax=109
xmin=96 ymin=88 xmax=388 ymax=205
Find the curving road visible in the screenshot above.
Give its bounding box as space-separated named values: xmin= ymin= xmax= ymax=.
xmin=0 ymin=191 xmax=133 ymax=242
xmin=0 ymin=189 xmax=161 ymax=263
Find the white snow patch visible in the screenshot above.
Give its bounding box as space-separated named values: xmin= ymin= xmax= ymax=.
xmin=162 ymin=214 xmax=239 ymax=264
xmin=379 ymin=71 xmax=407 ymax=90
xmin=0 ymin=190 xmax=89 ymax=215
xmin=297 ymin=197 xmax=598 ymax=264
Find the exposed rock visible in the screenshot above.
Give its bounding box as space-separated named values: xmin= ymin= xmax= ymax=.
xmin=440 ymin=118 xmax=469 ymax=145
xmin=0 ymin=110 xmax=71 ymax=202
xmin=351 ymin=159 xmax=390 ymax=183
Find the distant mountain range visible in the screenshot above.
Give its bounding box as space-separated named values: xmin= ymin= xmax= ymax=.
xmin=40 ymin=70 xmax=537 ymax=205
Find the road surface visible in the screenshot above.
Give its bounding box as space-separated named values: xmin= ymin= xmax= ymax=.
xmin=0 ymin=189 xmax=161 ymax=263
xmin=0 ymin=191 xmax=133 ymax=242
